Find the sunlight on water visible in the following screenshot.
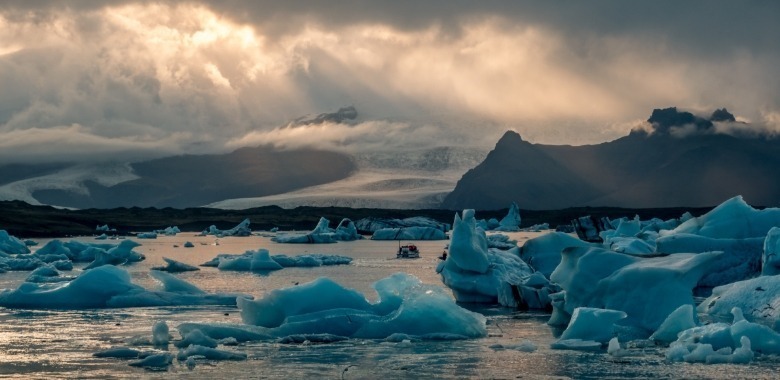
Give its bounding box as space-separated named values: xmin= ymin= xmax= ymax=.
xmin=0 ymin=232 xmax=778 ymax=379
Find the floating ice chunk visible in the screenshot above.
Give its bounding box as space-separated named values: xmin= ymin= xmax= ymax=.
xmin=128 ymin=353 xmax=173 ymax=369
xmin=136 ymin=232 xmax=158 ymax=239
xmin=205 ymin=251 xmax=351 ymax=270
xmin=371 ymin=227 xmax=446 ymax=240
xmin=519 ymin=232 xmax=592 ymax=278
xmin=183 ymin=241 xmax=195 ymax=248
xmin=764 ymin=227 xmax=780 ymax=275
xmin=151 ymin=257 xmax=200 ymax=273
xmin=175 ymin=329 xmax=218 ymax=348
xmin=238 ymin=273 xmax=487 ymax=340
xmin=607 ymin=337 xmax=631 ymax=357
xmin=25 ymin=264 xmax=74 ymax=283
xmin=201 ymin=219 xmax=252 ymax=237
xmin=550 ymin=247 xmax=721 ymax=331
xmin=663 ymin=196 xmax=780 ymax=239
xmin=149 ymin=270 xmax=205 ymax=294
xmin=699 ymin=275 xmax=780 ymax=321
xmin=729 ymin=307 xmax=780 ymax=354
xmin=550 ymin=339 xmax=602 ymax=351
xmin=558 ymin=307 xmax=626 ymax=343
xmin=650 ymin=304 xmax=697 ymax=343
xmin=0 ymin=230 xmax=30 ymax=255
xmin=93 ymin=347 xmax=142 ymax=358
xmin=272 ymin=217 xmax=362 ymax=244
xmin=176 ymin=344 xmax=247 ymax=361
xmin=155 ymin=226 xmax=180 ymax=236
xmin=355 ymin=216 xmax=449 ymax=233
xmin=177 ymin=323 xmax=271 ymax=342
xmin=152 ymin=321 xmax=169 ymax=346
xmin=492 ymin=340 xmax=537 ymax=352
xmin=669 ymin=336 xmax=754 ymax=365
xmin=95 ymin=234 xmax=108 ymax=240
xmin=218 ymin=249 xmax=283 ymax=272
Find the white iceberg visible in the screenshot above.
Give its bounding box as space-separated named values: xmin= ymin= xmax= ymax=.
xmin=698 ymin=275 xmax=780 ymax=321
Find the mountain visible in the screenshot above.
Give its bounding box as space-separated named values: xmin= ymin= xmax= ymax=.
xmin=0 ymin=146 xmax=355 ymax=209
xmin=443 ymin=108 xmax=780 ymax=210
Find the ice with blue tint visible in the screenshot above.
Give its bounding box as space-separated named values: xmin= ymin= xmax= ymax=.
xmin=764 ymin=227 xmax=780 ymax=275
xmin=201 ymin=218 xmax=252 ymax=237
xmin=136 ymin=232 xmax=158 ymax=239
xmin=95 ymin=233 xmax=108 ymax=240
xmin=202 ymin=251 xmax=352 ymax=269
xmin=272 ymin=217 xmax=362 ymax=244
xmin=0 ymin=230 xmax=31 ymax=255
xmin=177 ymin=344 xmax=247 ymax=361
xmin=355 ymin=216 xmax=450 ymax=233
xmin=128 ymin=353 xmax=173 ymax=369
xmin=0 ymin=266 xmax=249 ymax=309
xmin=519 ymin=223 xmax=549 ymax=232
xmin=155 ymin=226 xmax=180 ymax=236
xmin=667 ymin=307 xmax=780 ymax=364
xmin=662 ymin=195 xmax=780 ymax=239
xmin=699 ymin=274 xmax=780 ymax=321
xmin=650 ymin=304 xmax=697 ymax=343
xmin=152 ymin=320 xmax=169 ymax=346
xmin=486 ymin=233 xmax=518 ymax=250
xmin=437 ymin=210 xmax=536 ymax=307
xmin=235 ymin=273 xmax=486 ymax=340
xmin=371 ymin=226 xmax=447 ymax=240
xmin=83 ymin=240 xmax=145 ymax=270
xmin=218 ymin=249 xmax=283 ymax=272
xmin=557 ymin=307 xmax=626 ymax=344
xmin=550 ymin=246 xmax=721 ymax=331
xmin=495 ymin=202 xmax=521 ymax=232
xmin=656 ymin=234 xmax=764 ymax=287
xmin=175 ymin=329 xmax=218 ymax=348
xmin=151 ymin=257 xmax=200 ymax=272
xmin=25 ymin=264 xmax=75 ymax=283
xmin=519 ymin=232 xmax=592 ymax=278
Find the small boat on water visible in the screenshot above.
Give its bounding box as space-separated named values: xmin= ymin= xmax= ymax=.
xmin=397 ymin=243 xmax=420 ymax=259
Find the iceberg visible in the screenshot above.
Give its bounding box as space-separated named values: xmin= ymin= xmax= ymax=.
xmin=152 ymin=320 xmax=170 ymax=346
xmin=83 ymin=240 xmax=145 ymax=270
xmin=0 ymin=266 xmax=250 ymax=309
xmin=136 ymin=232 xmax=158 ymax=239
xmin=486 ymin=233 xmax=518 ymax=250
xmin=495 ymin=202 xmax=521 ymax=232
xmin=236 ymin=273 xmax=487 ymax=340
xmin=183 ymin=241 xmax=195 ymax=248
xmin=650 ymin=304 xmax=697 ymax=343
xmin=550 ymin=246 xmax=722 ymax=332
xmin=202 ymin=251 xmax=352 ymax=269
xmin=271 ymin=217 xmax=362 ymax=244
xmin=698 ymin=275 xmax=780 ymax=321
xmin=128 ymin=353 xmax=173 ymax=369
xmin=355 ymin=216 xmax=450 ymax=233
xmin=764 ymin=227 xmax=780 ymax=275
xmin=662 ymin=196 xmax=780 ymax=239
xmin=519 ymin=232 xmax=592 ymax=279
xmin=371 ymin=227 xmax=447 ymax=240
xmin=151 ymin=257 xmax=200 ymax=272
xmin=176 ymin=344 xmax=247 ymax=361
xmin=217 ymin=249 xmax=283 ymax=272
xmin=175 ymin=329 xmax=218 ymax=348
xmin=437 ymin=210 xmax=536 ymax=307
xmin=0 ymin=230 xmax=31 ymax=255
xmin=155 ymin=226 xmax=180 ymax=236
xmin=557 ymin=307 xmax=627 ymax=344
xmin=200 ymin=218 xmax=252 ymax=237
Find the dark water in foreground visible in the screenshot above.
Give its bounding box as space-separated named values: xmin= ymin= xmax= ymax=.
xmin=0 ymin=234 xmax=778 ymax=379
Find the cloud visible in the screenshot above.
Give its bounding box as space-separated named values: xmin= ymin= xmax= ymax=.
xmin=0 ymin=1 xmax=779 ymax=162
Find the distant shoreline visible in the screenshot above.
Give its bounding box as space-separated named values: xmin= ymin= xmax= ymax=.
xmin=0 ymin=200 xmax=715 ymax=238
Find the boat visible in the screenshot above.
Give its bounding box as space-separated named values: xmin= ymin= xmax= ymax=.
xmin=397 ymin=243 xmax=420 ymax=259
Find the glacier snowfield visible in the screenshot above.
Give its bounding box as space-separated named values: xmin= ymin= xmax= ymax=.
xmin=0 ymin=233 xmax=778 ymax=378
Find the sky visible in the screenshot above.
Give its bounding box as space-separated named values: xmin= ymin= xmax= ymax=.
xmin=1 ymin=0 xmax=779 ymax=164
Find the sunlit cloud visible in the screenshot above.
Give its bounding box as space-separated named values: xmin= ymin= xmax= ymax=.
xmin=0 ymin=1 xmax=778 ymax=163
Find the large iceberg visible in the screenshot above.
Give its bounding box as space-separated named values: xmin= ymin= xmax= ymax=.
xmin=662 ymin=196 xmax=780 ymax=239
xmin=236 ymin=273 xmax=487 ymax=339
xmin=371 ymin=227 xmax=447 ymax=240
xmin=436 ymin=210 xmax=536 ymax=307
xmin=550 ymin=246 xmax=722 ymax=332
xmin=271 ymin=217 xmax=362 ymax=244
xmin=0 ymin=266 xmax=249 ymax=309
